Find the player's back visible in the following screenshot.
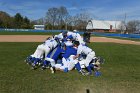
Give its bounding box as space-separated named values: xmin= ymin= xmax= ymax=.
xmin=77 ymin=44 xmax=92 ymax=55
xmin=44 ymin=38 xmax=57 ymax=49
xmin=62 ymin=46 xmax=77 ymax=59
xmin=47 ymin=46 xmax=63 ymax=61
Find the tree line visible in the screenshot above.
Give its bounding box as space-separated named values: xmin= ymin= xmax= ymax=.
xmin=126 ymin=20 xmax=140 ymax=34
xmin=35 ymin=6 xmax=91 ymax=31
xmin=0 ymin=11 xmax=33 ymax=29
xmin=0 ymin=6 xmax=140 ymax=33
xmin=0 ymin=6 xmax=91 ymax=31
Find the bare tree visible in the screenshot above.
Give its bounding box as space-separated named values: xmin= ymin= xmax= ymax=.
xmin=45 ymin=6 xmax=91 ymax=30
xmin=32 ymin=18 xmax=45 ymax=25
xmin=46 ymin=7 xmax=59 ymax=29
xmin=71 ymin=12 xmax=91 ymax=31
xmin=58 ymin=6 xmax=68 ymax=26
xmin=46 ymin=6 xmax=69 ymax=30
xmin=65 ymin=15 xmax=73 ymax=30
xmin=126 ymin=20 xmax=140 ymax=33
xmin=117 ymin=21 xmax=126 ymax=33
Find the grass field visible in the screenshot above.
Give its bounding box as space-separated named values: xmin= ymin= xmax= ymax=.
xmin=103 ymin=36 xmax=140 ymax=42
xmin=0 ymin=42 xmax=140 ymax=93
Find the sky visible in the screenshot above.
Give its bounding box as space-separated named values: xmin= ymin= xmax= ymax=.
xmin=0 ymin=0 xmax=140 ymax=21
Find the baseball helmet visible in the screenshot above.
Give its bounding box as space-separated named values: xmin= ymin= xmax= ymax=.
xmin=73 ymin=30 xmax=77 ymax=32
xmin=67 ymin=35 xmax=73 ymax=40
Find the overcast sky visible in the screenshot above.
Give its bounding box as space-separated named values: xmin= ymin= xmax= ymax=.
xmin=0 ymin=0 xmax=140 ymax=21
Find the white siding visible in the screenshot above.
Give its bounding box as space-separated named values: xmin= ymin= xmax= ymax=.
xmin=34 ymin=25 xmax=45 ymax=30
xmin=86 ymin=20 xmax=126 ymax=30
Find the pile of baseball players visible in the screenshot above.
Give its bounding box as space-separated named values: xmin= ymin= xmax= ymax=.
xmin=25 ymin=30 xmax=104 ymax=76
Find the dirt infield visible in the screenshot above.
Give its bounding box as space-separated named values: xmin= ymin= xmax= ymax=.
xmin=0 ymin=35 xmax=140 ymax=45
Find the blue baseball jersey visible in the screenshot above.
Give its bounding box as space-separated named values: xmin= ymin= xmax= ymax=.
xmin=62 ymin=46 xmax=77 ymax=59
xmin=47 ymin=46 xmax=63 ymax=61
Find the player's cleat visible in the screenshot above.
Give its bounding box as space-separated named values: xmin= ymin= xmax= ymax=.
xmin=63 ymin=68 xmax=68 ymax=73
xmin=79 ymin=70 xmax=86 ymax=76
xmin=31 ymin=66 xmax=36 ymax=70
xmin=46 ymin=66 xmax=50 ymax=69
xmin=26 ymin=62 xmax=29 ymax=65
xmin=25 ymin=56 xmax=32 ymax=63
xmin=41 ymin=65 xmax=46 ymax=70
xmin=50 ymin=67 xmax=55 ymax=74
xmin=85 ymin=72 xmax=92 ymax=76
xmin=38 ymin=62 xmax=43 ymax=67
xmin=31 ymin=63 xmax=37 ymax=70
xmin=96 ymin=56 xmax=105 ymax=64
xmin=24 ymin=59 xmax=27 ymax=63
xmin=24 ymin=59 xmax=30 ymax=64
xmin=24 ymin=59 xmax=28 ymax=64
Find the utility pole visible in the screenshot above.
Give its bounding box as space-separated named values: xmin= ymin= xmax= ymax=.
xmin=124 ymin=13 xmax=127 ymax=25
xmin=124 ymin=13 xmax=127 ymax=34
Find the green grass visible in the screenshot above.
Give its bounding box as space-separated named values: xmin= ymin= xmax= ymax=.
xmin=0 ymin=42 xmax=140 ymax=93
xmin=104 ymin=36 xmax=140 ymax=42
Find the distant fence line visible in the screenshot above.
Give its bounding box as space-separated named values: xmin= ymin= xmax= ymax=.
xmin=93 ymin=32 xmax=140 ymax=39
xmin=0 ymin=28 xmax=65 ymax=33
xmin=0 ymin=28 xmax=85 ymax=34
xmin=0 ymin=28 xmax=140 ymax=39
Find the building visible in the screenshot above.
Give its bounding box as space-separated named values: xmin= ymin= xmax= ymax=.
xmin=34 ymin=25 xmax=45 ymax=30
xmin=86 ymin=20 xmax=126 ymax=32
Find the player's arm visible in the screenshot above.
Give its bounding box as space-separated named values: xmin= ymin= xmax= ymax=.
xmin=54 ymin=33 xmax=63 ymax=40
xmin=73 ymin=41 xmax=81 ymax=59
xmin=73 ymin=54 xmax=80 ymax=59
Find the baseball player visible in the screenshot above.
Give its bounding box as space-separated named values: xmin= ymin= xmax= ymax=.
xmin=30 ymin=37 xmax=59 ymax=69
xmin=55 ymin=55 xmax=77 ymax=72
xmin=73 ymin=41 xmax=96 ymax=75
xmin=71 ymin=30 xmax=85 ymax=45
xmin=54 ymin=44 xmax=77 ymax=72
xmin=41 ymin=44 xmax=64 ymax=72
xmin=64 ymin=35 xmax=73 ymax=47
xmin=55 ymin=30 xmax=85 ymax=45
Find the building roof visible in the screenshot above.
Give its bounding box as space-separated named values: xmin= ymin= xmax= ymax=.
xmin=86 ymin=20 xmax=126 ymax=30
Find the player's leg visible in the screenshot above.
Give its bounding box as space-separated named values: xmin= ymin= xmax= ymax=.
xmin=66 ymin=55 xmax=76 ymax=71
xmin=68 ymin=61 xmax=75 ymax=71
xmin=45 ymin=58 xmax=55 ymax=67
xmin=43 ymin=45 xmax=51 ymax=57
xmin=79 ymin=59 xmax=86 ymax=69
xmin=31 ymin=44 xmax=45 ymax=69
xmin=32 ymin=44 xmax=44 ymax=58
xmin=84 ymin=51 xmax=96 ymax=75
xmin=31 ymin=58 xmax=43 ymax=69
xmin=74 ymin=59 xmax=86 ymax=75
xmin=61 ymin=58 xmax=69 ymax=72
xmin=55 ymin=64 xmax=62 ymax=70
xmin=41 ymin=60 xmax=50 ymax=70
xmin=45 ymin=58 xmax=56 ymax=73
xmin=25 ymin=44 xmax=43 ymax=65
xmin=25 ymin=55 xmax=36 ymax=65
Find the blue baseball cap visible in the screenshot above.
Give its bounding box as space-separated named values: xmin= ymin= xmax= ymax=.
xmin=94 ymin=71 xmax=101 ymax=77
